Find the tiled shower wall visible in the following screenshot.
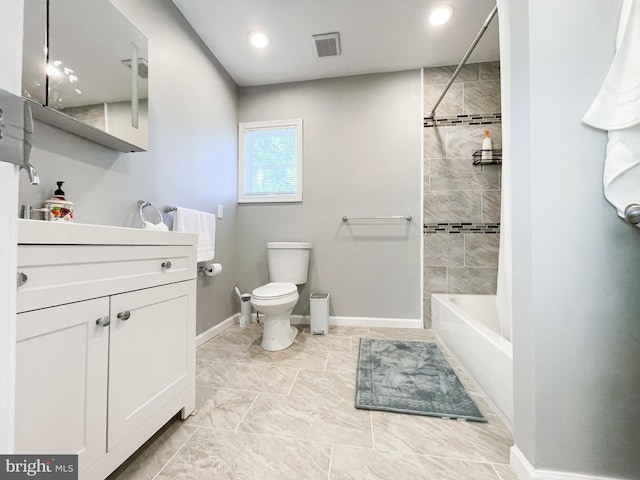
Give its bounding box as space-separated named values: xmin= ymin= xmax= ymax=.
xmin=423 ymin=62 xmax=502 ymax=327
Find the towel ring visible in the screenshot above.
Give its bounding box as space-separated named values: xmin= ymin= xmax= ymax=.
xmin=137 ymin=200 xmax=163 ymax=226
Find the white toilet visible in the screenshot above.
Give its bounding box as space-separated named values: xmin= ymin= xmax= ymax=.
xmin=250 ymin=242 xmax=312 ymax=351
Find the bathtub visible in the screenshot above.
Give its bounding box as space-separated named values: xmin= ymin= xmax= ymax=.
xmin=431 ymin=294 xmax=513 ymax=429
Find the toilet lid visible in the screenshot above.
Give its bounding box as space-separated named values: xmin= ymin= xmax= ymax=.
xmin=252 ymin=282 xmax=297 ymax=300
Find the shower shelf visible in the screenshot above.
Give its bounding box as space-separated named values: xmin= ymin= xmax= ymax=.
xmin=472 ymin=149 xmax=502 ymax=165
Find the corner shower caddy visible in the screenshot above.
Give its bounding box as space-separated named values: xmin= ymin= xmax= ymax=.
xmin=472 ymin=148 xmax=502 ymax=166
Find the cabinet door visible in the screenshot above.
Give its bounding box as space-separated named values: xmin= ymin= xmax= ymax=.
xmin=107 ymin=281 xmax=195 ymax=450
xmin=15 ymin=298 xmax=109 ymax=473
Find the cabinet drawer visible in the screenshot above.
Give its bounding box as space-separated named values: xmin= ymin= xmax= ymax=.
xmin=17 ymin=245 xmax=196 ymax=313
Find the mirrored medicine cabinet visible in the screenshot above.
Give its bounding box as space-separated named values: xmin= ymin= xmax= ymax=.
xmin=22 ymin=0 xmax=148 ymax=152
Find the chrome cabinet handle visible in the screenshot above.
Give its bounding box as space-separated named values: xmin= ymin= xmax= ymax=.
xmin=16 ymin=272 xmax=28 ymax=287
xmin=161 ymin=261 xmax=172 ymax=270
xmin=96 ymin=316 xmax=111 ymax=327
xmin=117 ymin=311 xmax=131 ymax=321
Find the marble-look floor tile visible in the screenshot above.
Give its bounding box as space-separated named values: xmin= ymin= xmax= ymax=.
xmin=295 ymin=330 xmax=353 ymax=352
xmin=240 ymin=343 xmax=328 ymax=370
xmin=206 ymin=324 xmax=263 ymax=346
xmin=367 ymin=327 xmax=437 ymax=342
xmin=196 ymin=361 xmax=298 ymax=394
xmin=155 ymin=428 xmax=331 ymax=480
xmin=331 ymin=445 xmax=501 ymax=480
xmin=288 ymin=369 xmax=356 ymax=402
xmin=196 ymin=340 xmax=251 ymax=363
xmin=493 ymin=463 xmax=519 ymax=480
xmin=371 ymin=410 xmax=512 ymax=463
xmin=184 ymin=386 xmax=257 ymax=430
xmin=195 ymin=357 xmax=211 ymax=378
xmin=327 ymin=325 xmax=371 ymax=338
xmin=107 ymin=419 xmax=197 ymax=480
xmin=325 ymin=350 xmax=360 ymax=373
xmin=237 ymin=393 xmax=373 ymax=448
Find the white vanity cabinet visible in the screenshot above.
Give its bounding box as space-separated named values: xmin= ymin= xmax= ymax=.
xmin=14 ymin=220 xmax=198 ymax=480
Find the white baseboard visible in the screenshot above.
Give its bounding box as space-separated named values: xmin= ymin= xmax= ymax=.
xmin=510 ymin=446 xmax=624 ymax=480
xmin=289 ymin=314 xmax=423 ymax=329
xmin=196 ymin=314 xmax=238 ymax=347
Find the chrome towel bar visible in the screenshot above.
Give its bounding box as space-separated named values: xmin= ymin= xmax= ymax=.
xmin=163 ymin=205 xmax=177 ymax=213
xmin=342 ymin=215 xmax=412 ymax=222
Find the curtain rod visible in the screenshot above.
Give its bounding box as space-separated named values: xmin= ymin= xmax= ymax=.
xmin=425 ymin=4 xmax=498 ymax=119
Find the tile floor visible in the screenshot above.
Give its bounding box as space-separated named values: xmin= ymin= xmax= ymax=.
xmin=109 ymin=324 xmax=516 ymax=480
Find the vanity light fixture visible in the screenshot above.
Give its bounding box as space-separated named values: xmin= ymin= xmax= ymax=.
xmin=429 ymin=5 xmax=454 ymax=26
xmin=248 ymin=30 xmax=270 ymax=48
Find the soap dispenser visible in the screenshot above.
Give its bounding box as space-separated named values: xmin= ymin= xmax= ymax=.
xmin=43 ymin=181 xmax=74 ymax=222
xmin=481 ymin=130 xmax=493 ymax=162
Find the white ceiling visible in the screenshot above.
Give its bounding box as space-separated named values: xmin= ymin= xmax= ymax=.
xmin=171 ymin=0 xmax=500 ymax=88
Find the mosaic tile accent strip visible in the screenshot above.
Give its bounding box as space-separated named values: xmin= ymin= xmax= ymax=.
xmin=424 ymin=113 xmax=502 ymax=128
xmin=423 ymin=222 xmax=500 ymax=234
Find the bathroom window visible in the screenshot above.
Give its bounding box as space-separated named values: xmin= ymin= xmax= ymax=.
xmin=238 ymin=119 xmax=303 ymax=203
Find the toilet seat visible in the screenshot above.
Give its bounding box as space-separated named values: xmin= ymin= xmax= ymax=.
xmin=251 ymin=282 xmax=297 ymax=300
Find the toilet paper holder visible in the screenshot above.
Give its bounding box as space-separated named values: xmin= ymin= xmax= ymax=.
xmin=197 ymin=262 xmax=222 ymax=277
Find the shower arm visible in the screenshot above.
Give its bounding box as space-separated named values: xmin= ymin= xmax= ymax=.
xmin=426 ymin=4 xmax=498 ymax=119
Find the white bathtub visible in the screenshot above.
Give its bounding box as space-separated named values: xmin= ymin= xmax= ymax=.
xmin=431 ymin=294 xmax=513 ymax=429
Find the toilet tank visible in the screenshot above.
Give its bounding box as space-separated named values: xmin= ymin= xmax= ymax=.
xmin=267 ymin=242 xmax=312 ymax=284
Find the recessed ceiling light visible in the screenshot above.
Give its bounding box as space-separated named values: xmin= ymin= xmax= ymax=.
xmin=429 ymin=6 xmax=454 ymax=26
xmin=248 ymin=30 xmax=270 ymax=48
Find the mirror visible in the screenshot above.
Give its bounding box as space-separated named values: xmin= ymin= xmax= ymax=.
xmin=22 ymin=0 xmax=148 ymax=152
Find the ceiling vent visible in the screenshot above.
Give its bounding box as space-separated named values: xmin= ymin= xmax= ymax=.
xmin=312 ymin=32 xmax=341 ymax=58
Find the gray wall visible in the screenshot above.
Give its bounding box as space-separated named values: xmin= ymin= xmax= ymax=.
xmin=423 ymin=62 xmax=502 ymax=327
xmin=18 ymin=0 xmax=239 ymax=336
xmin=237 ymin=71 xmax=422 ymax=321
xmin=510 ymin=0 xmax=640 ymax=477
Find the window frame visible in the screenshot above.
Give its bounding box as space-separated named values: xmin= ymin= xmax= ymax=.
xmin=237 ymin=118 xmax=303 ymax=204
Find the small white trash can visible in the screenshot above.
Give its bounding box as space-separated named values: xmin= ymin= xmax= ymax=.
xmin=310 ymin=293 xmax=330 ymax=335
xmin=240 ymin=294 xmax=252 ymax=328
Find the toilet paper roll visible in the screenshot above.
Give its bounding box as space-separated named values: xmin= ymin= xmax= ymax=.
xmin=204 ymin=263 xmax=222 ymax=277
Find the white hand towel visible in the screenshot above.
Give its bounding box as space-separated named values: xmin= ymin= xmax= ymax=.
xmin=583 ymin=0 xmax=640 ymax=221
xmin=172 ymin=207 xmax=216 ymax=262
xmin=143 ymin=220 xmax=169 ymax=231
xmin=583 ymin=0 xmax=640 ymax=130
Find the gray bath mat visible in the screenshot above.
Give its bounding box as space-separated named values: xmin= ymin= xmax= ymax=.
xmin=355 ymin=339 xmax=486 ymax=422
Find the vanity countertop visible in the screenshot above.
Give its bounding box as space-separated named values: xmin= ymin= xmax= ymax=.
xmin=18 ymin=219 xmax=198 ymax=246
